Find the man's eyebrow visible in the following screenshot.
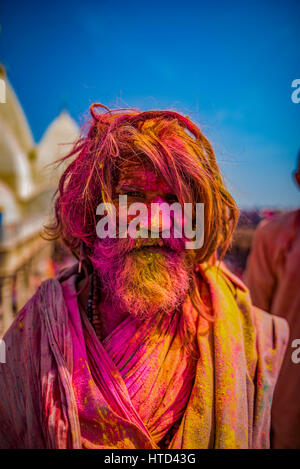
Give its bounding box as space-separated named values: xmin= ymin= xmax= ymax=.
xmin=116 ymin=183 xmax=144 ymax=192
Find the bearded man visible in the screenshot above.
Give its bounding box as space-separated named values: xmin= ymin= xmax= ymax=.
xmin=0 ymin=105 xmax=289 ymax=449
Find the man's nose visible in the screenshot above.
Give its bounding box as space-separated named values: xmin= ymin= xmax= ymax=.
xmin=139 ymin=196 xmax=172 ymax=235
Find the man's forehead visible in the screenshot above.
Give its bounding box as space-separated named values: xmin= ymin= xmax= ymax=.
xmin=117 ymin=164 xmax=172 ymax=192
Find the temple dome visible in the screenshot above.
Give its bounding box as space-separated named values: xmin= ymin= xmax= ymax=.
xmin=0 ymin=66 xmax=80 ymax=230
xmin=0 ymin=115 xmax=34 ymax=199
xmin=0 ymin=180 xmax=21 ymax=224
xmin=0 ymin=68 xmax=34 ymax=154
xmin=36 ymin=111 xmax=79 ymax=180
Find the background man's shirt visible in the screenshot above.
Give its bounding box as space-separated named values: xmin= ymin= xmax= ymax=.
xmin=245 ymin=209 xmax=300 ymax=448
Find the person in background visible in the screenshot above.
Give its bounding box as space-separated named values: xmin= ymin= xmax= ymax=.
xmin=244 ymin=151 xmax=300 ymax=449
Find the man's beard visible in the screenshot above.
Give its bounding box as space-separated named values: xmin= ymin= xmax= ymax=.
xmin=90 ymin=235 xmax=194 ymax=321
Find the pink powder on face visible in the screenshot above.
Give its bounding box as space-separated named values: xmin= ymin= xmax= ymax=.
xmin=112 ymin=163 xmax=185 ymax=242
xmin=116 ymin=165 xmax=175 ymax=200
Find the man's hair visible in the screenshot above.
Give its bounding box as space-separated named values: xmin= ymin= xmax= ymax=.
xmin=45 ymin=104 xmax=239 ymax=266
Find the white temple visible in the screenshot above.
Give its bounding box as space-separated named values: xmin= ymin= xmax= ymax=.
xmin=0 ymin=66 xmax=79 ymax=335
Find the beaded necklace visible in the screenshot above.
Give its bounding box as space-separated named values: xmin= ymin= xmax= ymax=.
xmin=87 ymin=272 xmax=102 ymax=340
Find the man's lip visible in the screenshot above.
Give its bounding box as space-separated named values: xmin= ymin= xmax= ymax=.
xmin=138 ymin=245 xmax=171 ymax=252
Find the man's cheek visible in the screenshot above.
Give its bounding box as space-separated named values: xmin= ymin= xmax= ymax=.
xmin=116 ymin=206 xmax=140 ymax=238
xmin=174 ymin=211 xmax=185 ymax=235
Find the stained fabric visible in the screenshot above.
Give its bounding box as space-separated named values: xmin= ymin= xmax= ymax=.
xmin=0 ymin=262 xmax=289 ymax=448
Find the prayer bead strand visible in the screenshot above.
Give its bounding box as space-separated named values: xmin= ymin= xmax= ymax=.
xmin=87 ymin=273 xmax=94 ymax=323
xmin=92 ymin=273 xmax=102 ymax=340
xmin=87 ymin=272 xmax=102 ymax=341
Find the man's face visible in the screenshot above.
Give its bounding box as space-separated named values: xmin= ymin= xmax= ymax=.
xmin=115 ymin=162 xmax=183 ymax=241
xmin=91 ymin=162 xmax=194 ymax=320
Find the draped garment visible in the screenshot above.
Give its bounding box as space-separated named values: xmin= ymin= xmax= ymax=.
xmin=0 ymin=262 xmax=289 ymax=448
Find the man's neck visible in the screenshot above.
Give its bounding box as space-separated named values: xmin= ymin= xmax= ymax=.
xmin=77 ymin=275 xmax=128 ymax=340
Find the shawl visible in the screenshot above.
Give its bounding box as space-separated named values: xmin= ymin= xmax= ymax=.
xmin=0 ymin=262 xmax=289 ymax=449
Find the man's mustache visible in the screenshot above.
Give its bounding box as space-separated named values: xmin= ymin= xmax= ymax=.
xmin=91 ymin=235 xmax=186 ymax=266
xmin=91 ymin=230 xmax=190 ymax=268
xmin=130 ymin=236 xmax=185 ymax=253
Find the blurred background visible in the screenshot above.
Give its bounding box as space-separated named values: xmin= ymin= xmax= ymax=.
xmin=0 ymin=0 xmax=299 ymax=336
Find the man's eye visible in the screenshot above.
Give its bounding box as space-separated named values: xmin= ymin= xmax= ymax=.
xmin=125 ymin=191 xmax=144 ymax=198
xmin=166 ymin=194 xmax=179 ymax=203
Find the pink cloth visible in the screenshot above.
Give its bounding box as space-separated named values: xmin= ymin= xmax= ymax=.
xmin=64 ymin=275 xmax=197 ymax=448
xmin=0 ymin=262 xmax=289 ymax=448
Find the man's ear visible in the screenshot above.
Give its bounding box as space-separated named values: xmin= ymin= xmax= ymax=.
xmin=293 ymin=171 xmax=300 ymax=189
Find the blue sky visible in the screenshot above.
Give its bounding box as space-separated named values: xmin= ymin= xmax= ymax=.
xmin=1 ymin=0 xmax=299 ymax=208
